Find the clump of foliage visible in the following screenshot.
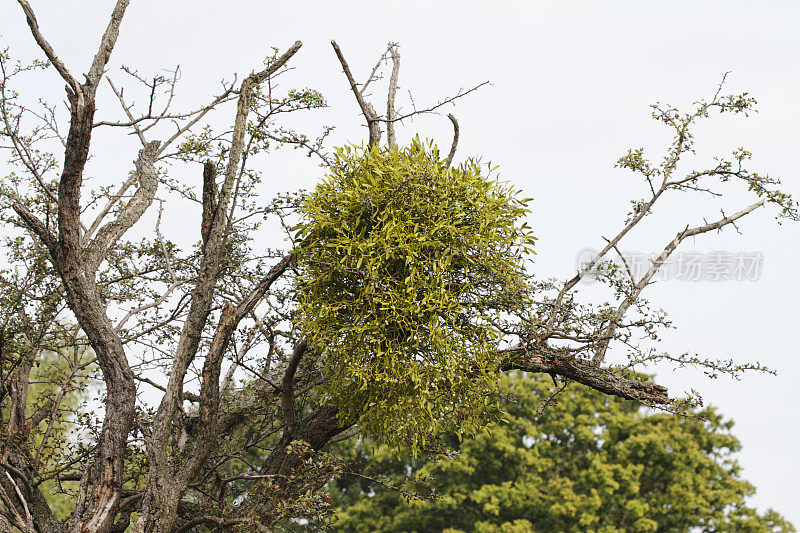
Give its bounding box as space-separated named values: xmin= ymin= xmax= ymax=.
xmin=329 ymin=373 xmax=795 ymax=533
xmin=295 ymin=138 xmax=535 ymax=451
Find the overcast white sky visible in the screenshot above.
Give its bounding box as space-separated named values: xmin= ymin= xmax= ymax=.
xmin=2 ymin=0 xmax=799 ymax=525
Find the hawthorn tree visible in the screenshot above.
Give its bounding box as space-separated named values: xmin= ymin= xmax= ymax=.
xmin=0 ymin=2 xmax=796 ymax=532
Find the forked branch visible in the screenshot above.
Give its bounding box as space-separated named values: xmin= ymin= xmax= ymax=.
xmin=592 ymin=199 xmax=765 ymax=364
xmin=331 ymin=40 xmax=381 ymax=148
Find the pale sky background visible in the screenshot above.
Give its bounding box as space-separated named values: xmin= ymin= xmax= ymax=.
xmin=2 ymin=0 xmax=798 ymax=525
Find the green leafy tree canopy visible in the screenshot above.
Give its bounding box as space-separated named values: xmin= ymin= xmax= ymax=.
xmin=331 ymin=373 xmax=794 ymax=533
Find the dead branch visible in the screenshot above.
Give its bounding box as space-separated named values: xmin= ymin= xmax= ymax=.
xmin=360 ymin=44 xmax=394 ymax=96
xmin=331 ymin=40 xmax=381 ymax=148
xmin=386 ymin=43 xmax=400 ymax=147
xmin=445 ymin=113 xmax=459 ymax=167
xmin=15 ymin=0 xmax=80 ymax=97
xmin=500 ymin=346 xmax=669 ymax=405
xmin=84 ymin=140 xmax=161 ymax=275
xmin=85 ymin=0 xmax=131 ymax=89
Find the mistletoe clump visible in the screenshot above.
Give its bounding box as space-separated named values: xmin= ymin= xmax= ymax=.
xmin=295 ymin=137 xmax=535 ymax=451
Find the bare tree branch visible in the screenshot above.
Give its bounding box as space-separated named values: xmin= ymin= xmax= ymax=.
xmin=500 ymin=346 xmax=669 ymax=405
xmin=386 ymin=43 xmax=400 ymax=148
xmin=85 ymin=0 xmax=131 ymax=89
xmin=281 ymin=339 xmax=307 ymax=432
xmin=201 ymin=160 xmax=219 ymax=247
xmin=331 ymin=40 xmax=381 ymax=148
xmin=445 ymin=113 xmax=459 ymax=168
xmin=84 ymin=140 xmax=161 ymax=275
xmin=391 ymin=81 xmax=490 ymax=123
xmin=592 ymin=199 xmax=765 ymax=364
xmin=12 ymin=200 xmax=59 ymax=262
xmin=360 ymin=44 xmax=393 ymax=96
xmin=15 ymin=0 xmax=80 ymax=96
xmin=103 ymin=77 xmax=147 ymax=145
